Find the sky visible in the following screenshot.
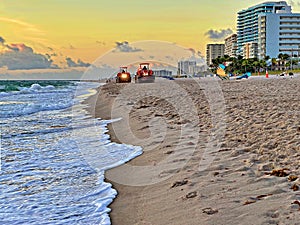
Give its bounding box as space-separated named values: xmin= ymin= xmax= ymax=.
xmin=1 ymin=0 xmax=300 ymax=70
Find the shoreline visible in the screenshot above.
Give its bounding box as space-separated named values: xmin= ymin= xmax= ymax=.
xmin=85 ymin=78 xmax=300 ymax=225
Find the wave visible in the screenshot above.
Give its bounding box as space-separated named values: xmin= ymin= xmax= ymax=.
xmin=0 ymin=80 xmax=74 ymax=92
xmin=0 ymin=83 xmax=76 ymax=118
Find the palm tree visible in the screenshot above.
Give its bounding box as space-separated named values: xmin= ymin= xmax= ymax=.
xmin=257 ymin=60 xmax=267 ymax=75
xmin=253 ymin=61 xmax=260 ymax=73
xmin=277 ymin=53 xmax=289 ymax=70
xmin=242 ymin=59 xmax=249 ymax=73
xmin=271 ymin=58 xmax=277 ymax=70
xmin=285 ymin=61 xmax=291 ymax=69
xmin=282 ymin=54 xmax=290 ymax=60
xmin=283 ymin=54 xmax=290 ymax=69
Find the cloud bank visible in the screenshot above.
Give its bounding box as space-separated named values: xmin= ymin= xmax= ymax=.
xmin=0 ymin=36 xmax=55 ymax=70
xmin=205 ymin=28 xmax=233 ymax=40
xmin=114 ymin=41 xmax=143 ymax=52
xmin=66 ymin=57 xmax=90 ymax=67
xmin=0 ymin=36 xmax=91 ymax=70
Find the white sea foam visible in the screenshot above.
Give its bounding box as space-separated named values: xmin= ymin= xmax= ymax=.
xmin=0 ymin=81 xmax=142 ymax=225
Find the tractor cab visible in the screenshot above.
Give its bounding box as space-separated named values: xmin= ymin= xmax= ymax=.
xmin=120 ymin=66 xmax=128 ymax=73
xmin=140 ymin=63 xmax=149 ymax=71
xmin=135 ymin=63 xmax=155 ymax=83
xmin=116 ymin=66 xmax=131 ymax=83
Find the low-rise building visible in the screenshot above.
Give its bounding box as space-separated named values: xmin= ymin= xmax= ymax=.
xmin=153 ymin=69 xmax=172 ymax=77
xmin=178 ymin=60 xmax=205 ymax=76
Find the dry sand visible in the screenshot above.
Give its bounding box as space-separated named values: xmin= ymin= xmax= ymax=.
xmin=86 ymin=77 xmax=300 ymax=225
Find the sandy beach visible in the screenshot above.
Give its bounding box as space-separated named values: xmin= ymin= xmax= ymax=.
xmin=86 ymin=76 xmax=300 ymax=225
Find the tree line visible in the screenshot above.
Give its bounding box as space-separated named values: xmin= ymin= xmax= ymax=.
xmin=210 ymin=54 xmax=299 ymax=75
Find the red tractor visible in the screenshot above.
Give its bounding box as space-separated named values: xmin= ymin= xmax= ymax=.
xmin=116 ymin=66 xmax=131 ymax=83
xmin=135 ymin=63 xmax=155 ymax=83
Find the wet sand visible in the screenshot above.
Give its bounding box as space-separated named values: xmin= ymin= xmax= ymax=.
xmin=86 ymin=77 xmax=300 ymax=225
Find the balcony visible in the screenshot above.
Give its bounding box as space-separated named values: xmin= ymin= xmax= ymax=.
xmin=279 ymin=38 xmax=300 ymax=43
xmin=279 ymin=32 xmax=300 ymax=36
xmin=280 ymin=22 xmax=300 ymax=25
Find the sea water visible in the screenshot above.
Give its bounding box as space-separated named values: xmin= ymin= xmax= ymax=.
xmin=0 ymin=81 xmax=142 ymax=225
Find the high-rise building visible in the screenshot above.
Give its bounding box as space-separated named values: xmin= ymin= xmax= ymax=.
xmin=206 ymin=44 xmax=225 ymax=66
xmin=243 ymin=42 xmax=258 ymax=59
xmin=237 ymin=1 xmax=291 ymax=57
xmin=258 ymin=13 xmax=300 ymax=59
xmin=224 ymin=34 xmax=238 ymax=57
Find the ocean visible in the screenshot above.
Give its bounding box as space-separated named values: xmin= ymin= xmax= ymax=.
xmin=0 ymin=81 xmax=142 ymax=225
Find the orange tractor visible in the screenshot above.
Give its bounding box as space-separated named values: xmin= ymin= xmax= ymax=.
xmin=116 ymin=66 xmax=131 ymax=83
xmin=135 ymin=63 xmax=155 ymax=83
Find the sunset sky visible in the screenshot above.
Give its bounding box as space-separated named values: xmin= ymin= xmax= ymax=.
xmin=1 ymin=0 xmax=300 ymax=68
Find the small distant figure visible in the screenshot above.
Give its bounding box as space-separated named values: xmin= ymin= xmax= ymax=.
xmin=142 ymin=66 xmax=147 ymax=70
xmin=122 ymin=70 xmax=125 ymax=73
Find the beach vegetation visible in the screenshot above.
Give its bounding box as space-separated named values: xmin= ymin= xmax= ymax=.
xmin=209 ymin=54 xmax=300 ymax=75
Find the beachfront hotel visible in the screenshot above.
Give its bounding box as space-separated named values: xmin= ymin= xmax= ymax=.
xmin=206 ymin=44 xmax=225 ymax=66
xmin=224 ymin=34 xmax=238 ymax=58
xmin=257 ymin=12 xmax=300 ymax=59
xmin=237 ymin=1 xmax=292 ymax=57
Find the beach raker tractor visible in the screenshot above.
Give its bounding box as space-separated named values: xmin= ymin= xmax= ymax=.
xmin=135 ymin=63 xmax=155 ymax=83
xmin=116 ymin=67 xmax=131 ymax=83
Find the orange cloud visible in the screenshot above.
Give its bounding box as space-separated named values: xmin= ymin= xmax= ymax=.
xmin=0 ymin=17 xmax=44 ymax=35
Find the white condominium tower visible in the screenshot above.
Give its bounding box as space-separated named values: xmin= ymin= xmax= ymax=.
xmin=258 ymin=12 xmax=300 ymax=59
xmin=224 ymin=34 xmax=238 ymax=58
xmin=237 ymin=1 xmax=291 ymax=57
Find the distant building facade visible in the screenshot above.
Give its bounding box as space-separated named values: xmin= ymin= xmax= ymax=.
xmin=237 ymin=1 xmax=291 ymax=57
xmin=224 ymin=34 xmax=238 ymax=57
xmin=153 ymin=69 xmax=172 ymax=76
xmin=206 ymin=44 xmax=225 ymax=66
xmin=243 ymin=42 xmax=258 ymax=59
xmin=258 ymin=13 xmax=300 ymax=59
xmin=178 ymin=60 xmax=204 ymax=75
